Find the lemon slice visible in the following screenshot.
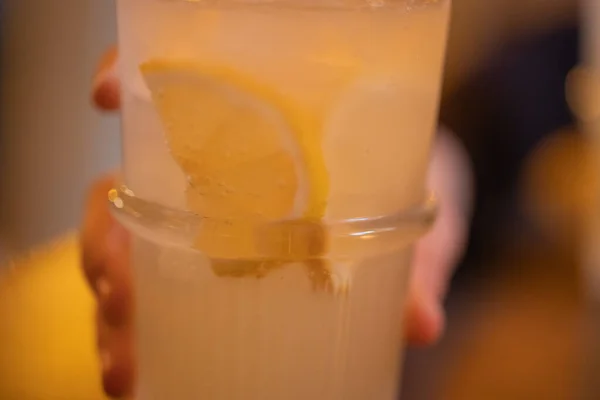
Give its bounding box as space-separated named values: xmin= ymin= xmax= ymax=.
xmin=140 ymin=60 xmax=328 ymax=268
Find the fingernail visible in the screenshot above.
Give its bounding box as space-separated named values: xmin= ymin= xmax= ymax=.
xmin=92 ymin=51 xmax=121 ymax=110
xmin=419 ymin=289 xmax=445 ymax=342
xmin=406 ymin=280 xmax=446 ymax=346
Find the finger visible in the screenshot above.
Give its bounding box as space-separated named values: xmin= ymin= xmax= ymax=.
xmin=403 ymin=130 xmax=473 ymax=346
xmin=97 ymin=310 xmax=135 ymax=398
xmin=402 ymin=201 xmax=462 ymax=346
xmin=92 ymin=46 xmax=121 ymax=111
xmin=96 ymin=223 xmax=135 ymax=397
xmin=81 ymin=176 xmax=117 ymax=293
xmin=404 ymin=285 xmax=445 ymax=346
xmin=100 ymin=222 xmax=133 ymax=328
xmin=411 ymin=200 xmax=465 ymax=303
xmin=413 ymin=129 xmax=472 ymax=302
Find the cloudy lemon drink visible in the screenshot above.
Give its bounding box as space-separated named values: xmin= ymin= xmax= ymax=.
xmin=113 ymin=0 xmax=449 ymax=398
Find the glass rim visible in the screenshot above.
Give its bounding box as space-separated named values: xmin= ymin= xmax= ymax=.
xmin=148 ymin=0 xmax=446 ymax=11
xmin=109 ymin=183 xmax=437 ymax=258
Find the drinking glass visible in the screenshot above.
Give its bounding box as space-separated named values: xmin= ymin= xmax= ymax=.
xmin=112 ymin=0 xmax=450 ymax=398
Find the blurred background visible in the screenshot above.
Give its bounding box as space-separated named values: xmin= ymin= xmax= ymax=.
xmin=0 ymin=0 xmax=598 ymax=399
xmin=0 ymin=0 xmax=120 ymax=257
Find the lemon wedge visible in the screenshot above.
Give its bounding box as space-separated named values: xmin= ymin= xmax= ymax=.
xmin=140 ymin=60 xmax=329 ymax=273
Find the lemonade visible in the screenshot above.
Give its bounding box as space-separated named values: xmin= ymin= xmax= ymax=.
xmin=130 ymin=230 xmax=417 ymax=400
xmin=114 ymin=0 xmax=449 ymax=398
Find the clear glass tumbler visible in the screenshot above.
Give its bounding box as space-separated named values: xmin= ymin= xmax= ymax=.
xmin=112 ymin=0 xmax=450 ymax=398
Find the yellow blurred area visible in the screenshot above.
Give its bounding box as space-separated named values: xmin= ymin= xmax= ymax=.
xmin=0 ymin=235 xmax=108 ymax=400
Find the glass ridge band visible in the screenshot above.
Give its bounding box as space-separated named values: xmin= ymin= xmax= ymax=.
xmin=110 ymin=182 xmax=437 ymax=260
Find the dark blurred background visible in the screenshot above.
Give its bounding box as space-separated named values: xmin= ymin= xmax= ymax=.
xmin=1 ymin=0 xmax=599 ymax=399
xmin=402 ymin=1 xmax=599 ymax=399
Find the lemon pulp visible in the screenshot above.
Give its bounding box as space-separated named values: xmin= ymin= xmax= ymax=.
xmin=141 ymin=60 xmax=329 ymax=280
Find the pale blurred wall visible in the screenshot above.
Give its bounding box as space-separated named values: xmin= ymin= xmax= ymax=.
xmin=0 ymin=0 xmax=120 ymax=254
xmin=0 ymin=0 xmax=578 ymax=256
